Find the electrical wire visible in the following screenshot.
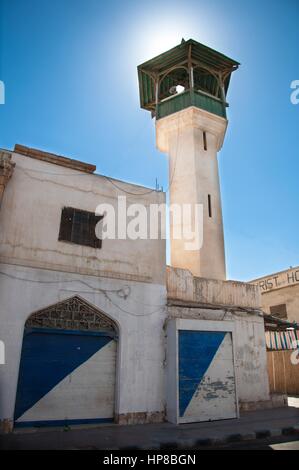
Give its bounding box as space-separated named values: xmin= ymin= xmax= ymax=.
xmin=13 ymin=115 xmax=182 ymax=196
xmin=0 ymin=270 xmax=166 ymax=317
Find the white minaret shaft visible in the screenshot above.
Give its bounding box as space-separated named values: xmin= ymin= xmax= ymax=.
xmin=156 ymin=106 xmax=227 ymax=280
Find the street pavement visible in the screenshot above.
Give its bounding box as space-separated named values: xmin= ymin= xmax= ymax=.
xmin=1 ymin=404 xmax=299 ymax=450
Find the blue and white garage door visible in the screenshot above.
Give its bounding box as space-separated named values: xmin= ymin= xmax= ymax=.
xmin=179 ymin=330 xmax=237 ymax=423
xmin=14 ymin=297 xmax=117 ymax=428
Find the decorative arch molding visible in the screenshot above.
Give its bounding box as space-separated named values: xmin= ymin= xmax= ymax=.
xmin=25 ymin=296 xmax=117 ymax=334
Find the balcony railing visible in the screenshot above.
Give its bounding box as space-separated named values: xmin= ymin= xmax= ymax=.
xmin=156 ymin=89 xmax=227 ymax=120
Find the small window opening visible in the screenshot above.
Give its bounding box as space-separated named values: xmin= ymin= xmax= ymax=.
xmin=270 ymin=304 xmax=287 ymax=319
xmin=58 ymin=207 xmax=103 ymax=249
xmin=208 ymin=195 xmax=212 ymax=218
xmin=203 ymin=131 xmax=207 ymax=151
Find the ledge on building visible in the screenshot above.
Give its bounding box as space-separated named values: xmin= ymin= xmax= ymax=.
xmin=264 ymin=314 xmax=299 ymax=331
xmin=239 ymin=393 xmax=288 ymax=412
xmin=14 ymin=144 xmax=96 ymax=174
xmin=167 ymin=266 xmax=262 ymax=311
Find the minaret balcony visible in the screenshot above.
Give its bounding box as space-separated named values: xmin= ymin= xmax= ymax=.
xmin=156 ymin=88 xmax=227 ymax=120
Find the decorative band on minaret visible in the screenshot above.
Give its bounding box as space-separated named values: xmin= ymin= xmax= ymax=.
xmin=138 ymin=39 xmax=239 ymax=280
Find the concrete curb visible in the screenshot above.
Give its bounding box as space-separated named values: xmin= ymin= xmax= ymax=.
xmin=115 ymin=424 xmax=299 ymax=450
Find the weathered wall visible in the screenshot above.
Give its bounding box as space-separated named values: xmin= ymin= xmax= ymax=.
xmin=0 ymin=149 xmax=274 ymax=428
xmin=167 ymin=266 xmax=270 ymax=408
xmin=0 ymin=263 xmax=167 ymax=427
xmin=167 ymin=305 xmax=270 ymax=407
xmin=0 ymin=151 xmax=15 ymax=206
xmin=0 ymin=150 xmax=167 ymax=429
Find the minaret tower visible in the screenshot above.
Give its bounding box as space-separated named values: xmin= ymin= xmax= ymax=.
xmin=138 ymin=39 xmax=239 ymax=280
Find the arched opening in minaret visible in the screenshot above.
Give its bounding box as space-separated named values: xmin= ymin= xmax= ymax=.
xmin=159 ymin=66 xmax=189 ymax=102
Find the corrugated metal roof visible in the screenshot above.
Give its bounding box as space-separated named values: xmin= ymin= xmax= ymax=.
xmin=138 ymin=38 xmax=239 ymax=74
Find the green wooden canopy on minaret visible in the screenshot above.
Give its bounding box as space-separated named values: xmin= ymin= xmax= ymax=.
xmin=137 ymin=38 xmax=239 ymax=120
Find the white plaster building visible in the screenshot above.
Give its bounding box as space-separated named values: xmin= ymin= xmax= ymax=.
xmin=0 ymin=39 xmax=276 ymax=432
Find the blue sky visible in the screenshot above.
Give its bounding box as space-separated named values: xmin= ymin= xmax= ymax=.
xmin=0 ymin=0 xmax=298 ymax=281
